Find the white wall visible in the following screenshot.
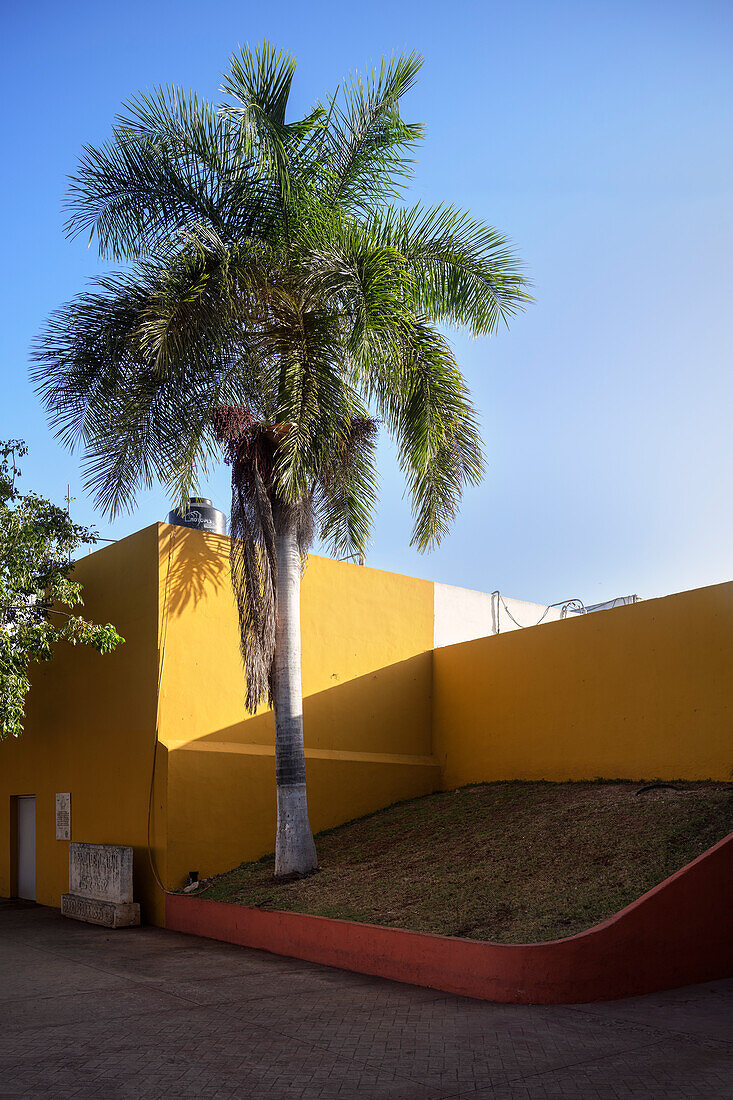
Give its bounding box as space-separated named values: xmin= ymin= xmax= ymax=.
xmin=433 ymin=584 xmax=567 ymax=649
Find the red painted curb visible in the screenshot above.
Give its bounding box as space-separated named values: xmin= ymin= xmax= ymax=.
xmin=166 ymin=832 xmax=733 ymax=1004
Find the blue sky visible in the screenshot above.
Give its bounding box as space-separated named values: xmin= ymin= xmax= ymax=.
xmin=3 ymin=0 xmax=732 ymax=605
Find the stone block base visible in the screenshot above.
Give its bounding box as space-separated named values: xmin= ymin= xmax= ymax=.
xmin=61 ymin=893 xmax=140 ymax=928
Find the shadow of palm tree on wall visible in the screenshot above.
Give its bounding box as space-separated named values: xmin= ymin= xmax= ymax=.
xmin=167 ymin=651 xmax=434 ymax=758
xmin=161 ymin=525 xmax=228 ymax=618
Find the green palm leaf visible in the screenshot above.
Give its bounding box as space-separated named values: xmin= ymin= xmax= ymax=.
xmin=33 ymin=41 xmax=531 ymax=706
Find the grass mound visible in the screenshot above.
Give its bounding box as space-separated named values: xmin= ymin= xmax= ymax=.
xmin=205 ymin=781 xmax=732 ymax=943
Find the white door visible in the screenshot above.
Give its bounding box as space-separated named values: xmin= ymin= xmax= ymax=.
xmin=17 ymin=796 xmax=36 ymax=901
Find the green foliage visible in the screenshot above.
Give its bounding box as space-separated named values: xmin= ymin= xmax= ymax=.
xmin=0 ymin=441 xmax=124 ymax=740
xmin=32 ymin=44 xmax=531 ymax=557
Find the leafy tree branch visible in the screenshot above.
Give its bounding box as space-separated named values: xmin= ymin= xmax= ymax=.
xmin=0 ymin=441 xmax=124 ymax=740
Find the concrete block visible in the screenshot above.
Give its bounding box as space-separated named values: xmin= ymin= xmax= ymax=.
xmin=61 ymin=893 xmax=140 ymax=928
xmin=63 ymin=843 xmax=140 ymax=928
xmin=68 ymin=842 xmax=134 ymax=904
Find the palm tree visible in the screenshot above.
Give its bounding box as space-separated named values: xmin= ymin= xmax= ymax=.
xmin=32 ymin=45 xmax=530 ymax=878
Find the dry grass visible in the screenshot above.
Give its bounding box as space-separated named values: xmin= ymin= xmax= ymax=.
xmin=205 ymin=781 xmax=733 ymax=943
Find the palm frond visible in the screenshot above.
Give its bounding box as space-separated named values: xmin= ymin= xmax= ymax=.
xmin=37 ymin=41 xmax=531 ymax=624
xmin=368 ymin=203 xmax=531 ymax=334
xmin=31 ymin=255 xmax=260 ymax=515
xmin=315 ymin=417 xmax=379 ymax=558
xmin=319 ymin=52 xmax=424 ymax=215
xmin=271 ymin=309 xmax=356 ymax=503
xmin=65 ymin=87 xmax=281 ymax=261
xmin=222 ymin=42 xmax=296 ymax=128
xmin=367 ymin=317 xmax=484 ymax=550
xmin=221 ymin=42 xmax=324 ymax=215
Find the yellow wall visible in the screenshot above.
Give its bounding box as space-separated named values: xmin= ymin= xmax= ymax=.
xmin=4 ymin=519 xmax=731 ymax=927
xmin=434 ymin=580 xmax=733 ymax=786
xmin=1 ymin=522 xmax=439 ymax=920
xmin=157 ymin=525 xmax=439 ymax=889
xmin=0 ymin=526 xmax=168 ymax=924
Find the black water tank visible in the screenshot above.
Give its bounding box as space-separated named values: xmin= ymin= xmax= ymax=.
xmin=167 ymin=497 xmax=226 ymax=535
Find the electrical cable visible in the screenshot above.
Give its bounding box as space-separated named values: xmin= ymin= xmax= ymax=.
xmin=492 ymin=590 xmax=587 ymax=632
xmin=493 ymin=590 xmax=552 ymax=631
xmin=145 ymin=526 xmax=177 ymax=898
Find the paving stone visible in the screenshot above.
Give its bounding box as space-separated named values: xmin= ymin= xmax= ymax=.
xmin=0 ymin=985 xmax=193 ymax=1034
xmin=0 ymin=953 xmax=133 ymax=1002
xmin=472 ymin=1036 xmax=733 ymax=1099
xmin=0 ymin=902 xmax=729 ymax=1099
xmin=565 ymin=979 xmax=733 ymax=1046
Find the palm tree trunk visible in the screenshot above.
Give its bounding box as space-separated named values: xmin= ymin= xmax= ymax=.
xmin=272 ymin=517 xmax=318 ymax=878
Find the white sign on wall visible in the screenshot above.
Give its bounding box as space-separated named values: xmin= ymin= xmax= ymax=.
xmin=55 ymin=793 xmax=71 ymax=840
